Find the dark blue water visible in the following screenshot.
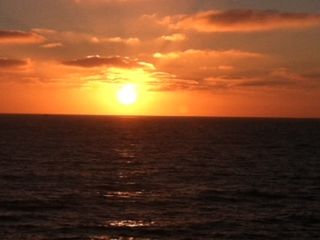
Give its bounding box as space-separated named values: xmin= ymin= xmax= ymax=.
xmin=0 ymin=115 xmax=319 ymax=239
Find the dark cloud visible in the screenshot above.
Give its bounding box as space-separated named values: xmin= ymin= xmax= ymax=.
xmin=158 ymin=67 xmax=320 ymax=92
xmin=206 ymin=68 xmax=320 ymax=90
xmin=0 ymin=58 xmax=28 ymax=68
xmin=62 ymin=55 xmax=154 ymax=69
xmin=0 ymin=30 xmax=45 ymax=44
xmin=165 ymin=9 xmax=320 ymax=32
xmin=236 ymin=79 xmax=294 ymax=87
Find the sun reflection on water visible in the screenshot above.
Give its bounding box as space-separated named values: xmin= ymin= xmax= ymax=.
xmin=103 ymin=191 xmax=143 ymax=199
xmin=90 ymin=236 xmax=151 ymax=240
xmin=114 ymin=148 xmax=136 ymax=159
xmin=107 ymin=220 xmax=155 ymax=228
xmin=90 ymin=220 xmax=154 ymax=239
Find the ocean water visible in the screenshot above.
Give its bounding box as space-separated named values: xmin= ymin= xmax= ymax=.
xmin=0 ymin=115 xmax=319 ymax=240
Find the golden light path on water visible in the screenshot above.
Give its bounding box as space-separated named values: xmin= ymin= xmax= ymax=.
xmin=89 ymin=143 xmax=155 ymax=240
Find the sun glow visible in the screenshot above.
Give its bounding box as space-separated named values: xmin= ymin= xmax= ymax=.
xmin=117 ymin=84 xmax=138 ymax=105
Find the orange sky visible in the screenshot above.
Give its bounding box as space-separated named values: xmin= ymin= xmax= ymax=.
xmin=1 ymin=0 xmax=320 ymax=118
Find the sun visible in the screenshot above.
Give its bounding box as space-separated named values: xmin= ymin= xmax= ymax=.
xmin=117 ymin=84 xmax=138 ymax=105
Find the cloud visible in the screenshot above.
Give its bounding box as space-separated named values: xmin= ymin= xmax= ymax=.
xmin=159 ymin=33 xmax=186 ymax=42
xmin=62 ymin=55 xmax=154 ymax=69
xmin=0 ymin=30 xmax=45 ymax=44
xmin=150 ymin=49 xmax=276 ymax=91
xmin=148 ymin=49 xmax=308 ymax=92
xmin=152 ymin=49 xmax=266 ymax=81
xmin=61 ymin=54 xmax=202 ymax=90
xmin=0 ymin=58 xmax=35 ymax=84
xmin=147 ymin=71 xmax=202 ymax=91
xmin=92 ymin=36 xmax=140 ymax=45
xmin=160 ymin=9 xmax=320 ymax=32
xmin=73 ymin=0 xmax=145 ymax=4
xmin=153 ymin=49 xmax=264 ymax=59
xmin=33 ymin=28 xmax=98 ymax=44
xmin=235 ymin=79 xmax=294 ymax=88
xmin=0 ymin=58 xmax=28 ymax=69
xmin=204 ymin=67 xmax=320 ymax=91
xmin=33 ymin=28 xmax=140 ymax=46
xmin=41 ymin=42 xmax=63 ymax=49
xmin=1 ymin=57 xmax=317 ymax=93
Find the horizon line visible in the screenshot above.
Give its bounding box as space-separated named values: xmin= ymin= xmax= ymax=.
xmin=0 ymin=112 xmax=319 ymax=120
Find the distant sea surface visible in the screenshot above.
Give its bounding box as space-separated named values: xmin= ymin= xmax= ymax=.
xmin=0 ymin=115 xmax=319 ymax=240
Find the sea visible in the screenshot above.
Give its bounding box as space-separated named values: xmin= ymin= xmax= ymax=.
xmin=0 ymin=114 xmax=319 ymax=240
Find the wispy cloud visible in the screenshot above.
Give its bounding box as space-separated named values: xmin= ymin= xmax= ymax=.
xmin=92 ymin=36 xmax=140 ymax=45
xmin=73 ymin=0 xmax=145 ymax=5
xmin=62 ymin=55 xmax=154 ymax=69
xmin=153 ymin=49 xmax=264 ymax=59
xmin=0 ymin=30 xmax=45 ymax=44
xmin=33 ymin=28 xmax=140 ymax=46
xmin=41 ymin=42 xmax=63 ymax=49
xmin=152 ymin=49 xmax=266 ymax=80
xmin=158 ymin=33 xmax=186 ymax=42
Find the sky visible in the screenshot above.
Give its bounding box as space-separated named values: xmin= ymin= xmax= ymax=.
xmin=0 ymin=0 xmax=320 ymax=117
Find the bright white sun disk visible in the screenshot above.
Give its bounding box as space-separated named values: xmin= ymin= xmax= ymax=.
xmin=117 ymin=84 xmax=137 ymax=105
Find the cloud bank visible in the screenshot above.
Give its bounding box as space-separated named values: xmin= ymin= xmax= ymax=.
xmin=161 ymin=9 xmax=320 ymax=32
